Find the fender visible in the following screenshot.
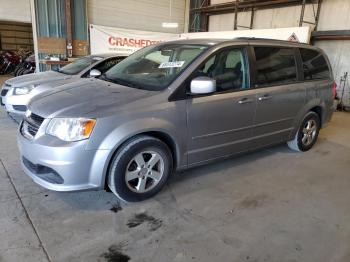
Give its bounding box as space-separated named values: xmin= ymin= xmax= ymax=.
xmin=96 ymin=117 xmax=185 ymax=187
xmin=288 ymin=98 xmax=326 ymax=140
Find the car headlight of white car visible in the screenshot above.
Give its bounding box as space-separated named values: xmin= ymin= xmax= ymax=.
xmin=46 ymin=118 xmax=96 ymax=142
xmin=14 ymin=84 xmax=36 ymax=95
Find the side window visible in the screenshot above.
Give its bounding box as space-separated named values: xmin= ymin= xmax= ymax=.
xmin=93 ymin=57 xmax=125 ymax=73
xmin=300 ymin=48 xmax=330 ymax=80
xmin=254 ymin=47 xmax=297 ymax=87
xmin=202 ymin=55 xmax=216 ymax=73
xmin=194 ymin=48 xmax=248 ymax=92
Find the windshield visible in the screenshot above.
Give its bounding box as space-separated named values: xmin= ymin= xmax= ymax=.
xmin=59 ymin=56 xmax=103 ymax=75
xmin=103 ymin=44 xmax=208 ymax=91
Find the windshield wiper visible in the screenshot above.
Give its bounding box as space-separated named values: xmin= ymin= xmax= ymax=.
xmin=99 ymin=73 xmax=121 ymax=85
xmin=99 ymin=73 xmax=109 ymax=81
xmin=105 ymin=76 xmax=142 ymax=89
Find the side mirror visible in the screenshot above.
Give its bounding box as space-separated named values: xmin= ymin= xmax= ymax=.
xmin=190 ymin=76 xmax=216 ymax=94
xmin=89 ymin=69 xmax=101 ymax=77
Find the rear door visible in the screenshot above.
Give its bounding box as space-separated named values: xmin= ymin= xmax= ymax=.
xmin=251 ymin=46 xmax=306 ymax=146
xmin=186 ymin=47 xmax=257 ymax=165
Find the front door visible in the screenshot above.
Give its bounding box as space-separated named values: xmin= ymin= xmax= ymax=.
xmin=186 ymin=47 xmax=256 ymax=165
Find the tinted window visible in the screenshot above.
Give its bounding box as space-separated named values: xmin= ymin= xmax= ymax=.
xmin=300 ymin=48 xmax=330 ymax=80
xmin=254 ymin=47 xmax=297 ymax=86
xmin=193 ymin=48 xmax=249 ymax=92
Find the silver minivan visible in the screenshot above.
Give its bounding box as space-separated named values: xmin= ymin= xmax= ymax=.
xmin=17 ymin=38 xmax=335 ymax=202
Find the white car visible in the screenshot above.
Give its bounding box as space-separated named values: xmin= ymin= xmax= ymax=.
xmin=0 ymin=53 xmax=126 ymax=115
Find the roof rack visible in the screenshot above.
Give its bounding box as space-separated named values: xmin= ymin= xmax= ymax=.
xmin=233 ymin=37 xmax=311 ymax=45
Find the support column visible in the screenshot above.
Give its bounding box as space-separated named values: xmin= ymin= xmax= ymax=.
xmin=250 ymin=7 xmax=254 ymax=29
xmin=234 ymin=0 xmax=238 ymax=30
xmin=29 ymin=0 xmax=39 ymax=72
xmin=65 ymin=0 xmax=72 ymax=57
xmin=299 ymin=0 xmax=306 ymax=27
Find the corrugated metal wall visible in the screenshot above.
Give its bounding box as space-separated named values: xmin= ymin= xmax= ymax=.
xmin=0 ymin=21 xmax=33 ymax=51
xmin=87 ymin=0 xmax=187 ymax=33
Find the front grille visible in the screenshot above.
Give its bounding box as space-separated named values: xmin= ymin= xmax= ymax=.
xmin=1 ymin=89 xmax=8 ymax=97
xmin=29 ymin=113 xmax=45 ymax=124
xmin=22 ymin=157 xmax=64 ymax=184
xmin=13 ymin=105 xmax=27 ymax=112
xmin=20 ymin=113 xmax=45 ymax=139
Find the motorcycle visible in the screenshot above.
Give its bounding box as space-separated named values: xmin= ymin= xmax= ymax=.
xmin=14 ymin=51 xmax=35 ymax=76
xmin=0 ymin=51 xmax=21 ymax=75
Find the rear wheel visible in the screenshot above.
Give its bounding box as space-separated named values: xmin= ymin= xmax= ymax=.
xmin=107 ymin=135 xmax=172 ymax=202
xmin=287 ymin=111 xmax=320 ymax=152
xmin=22 ymin=69 xmax=34 ymax=75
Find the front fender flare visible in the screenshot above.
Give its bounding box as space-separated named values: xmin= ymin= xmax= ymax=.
xmin=97 ymin=118 xmax=181 ymax=188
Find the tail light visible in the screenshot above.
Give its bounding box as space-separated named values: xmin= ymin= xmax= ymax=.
xmin=332 ymin=81 xmax=337 ymax=99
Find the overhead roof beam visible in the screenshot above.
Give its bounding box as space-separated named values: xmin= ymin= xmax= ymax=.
xmin=312 ymin=30 xmax=350 ymax=40
xmin=190 ymin=0 xmax=307 ymax=15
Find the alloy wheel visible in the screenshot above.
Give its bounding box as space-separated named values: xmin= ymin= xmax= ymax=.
xmin=125 ymin=151 xmax=165 ymax=193
xmin=301 ymin=119 xmax=317 ymax=146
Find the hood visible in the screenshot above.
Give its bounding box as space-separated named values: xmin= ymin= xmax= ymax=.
xmin=29 ymin=78 xmax=153 ymax=118
xmin=37 ymin=77 xmax=81 ymax=90
xmin=5 ymin=71 xmax=72 ymax=87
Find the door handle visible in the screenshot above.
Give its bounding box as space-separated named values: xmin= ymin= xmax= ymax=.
xmin=238 ymin=98 xmax=253 ymax=104
xmin=258 ymin=95 xmax=272 ymax=101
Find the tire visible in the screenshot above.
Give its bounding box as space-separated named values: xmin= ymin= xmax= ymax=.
xmin=18 ymin=68 xmax=26 ymax=76
xmin=14 ymin=67 xmax=21 ymax=76
xmin=107 ymin=135 xmax=173 ymax=202
xmin=287 ymin=111 xmax=320 ymax=152
xmin=22 ymin=69 xmax=33 ymax=75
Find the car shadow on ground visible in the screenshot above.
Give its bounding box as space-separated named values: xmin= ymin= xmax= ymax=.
xmin=51 ymin=142 xmax=300 ymax=211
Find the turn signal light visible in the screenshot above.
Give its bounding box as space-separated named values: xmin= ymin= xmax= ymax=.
xmin=82 ymin=119 xmax=96 ymax=137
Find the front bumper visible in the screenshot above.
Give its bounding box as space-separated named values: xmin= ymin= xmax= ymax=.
xmin=1 ymin=87 xmax=31 ymax=115
xmin=17 ymin=125 xmax=111 ymax=192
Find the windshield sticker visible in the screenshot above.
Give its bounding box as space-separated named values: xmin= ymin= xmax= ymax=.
xmin=93 ymin=57 xmax=103 ymax=61
xmin=159 ymin=61 xmax=185 ymax=68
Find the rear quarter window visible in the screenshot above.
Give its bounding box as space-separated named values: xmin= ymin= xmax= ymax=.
xmin=300 ymin=48 xmax=330 ymax=80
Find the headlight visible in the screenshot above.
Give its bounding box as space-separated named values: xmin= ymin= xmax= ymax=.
xmin=46 ymin=118 xmax=96 ymax=142
xmin=14 ymin=85 xmax=35 ymax=95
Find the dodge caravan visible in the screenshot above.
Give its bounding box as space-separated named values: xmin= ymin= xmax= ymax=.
xmin=17 ymin=38 xmax=335 ymax=202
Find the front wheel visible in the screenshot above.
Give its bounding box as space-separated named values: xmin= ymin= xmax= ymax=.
xmin=287 ymin=111 xmax=321 ymax=152
xmin=107 ymin=135 xmax=173 ymax=202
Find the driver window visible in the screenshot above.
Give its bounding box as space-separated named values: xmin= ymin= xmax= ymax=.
xmin=195 ymin=48 xmax=248 ymax=92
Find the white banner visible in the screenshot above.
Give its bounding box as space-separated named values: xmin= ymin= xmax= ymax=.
xmin=89 ymin=24 xmax=179 ymax=55
xmin=89 ymin=24 xmax=312 ymax=55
